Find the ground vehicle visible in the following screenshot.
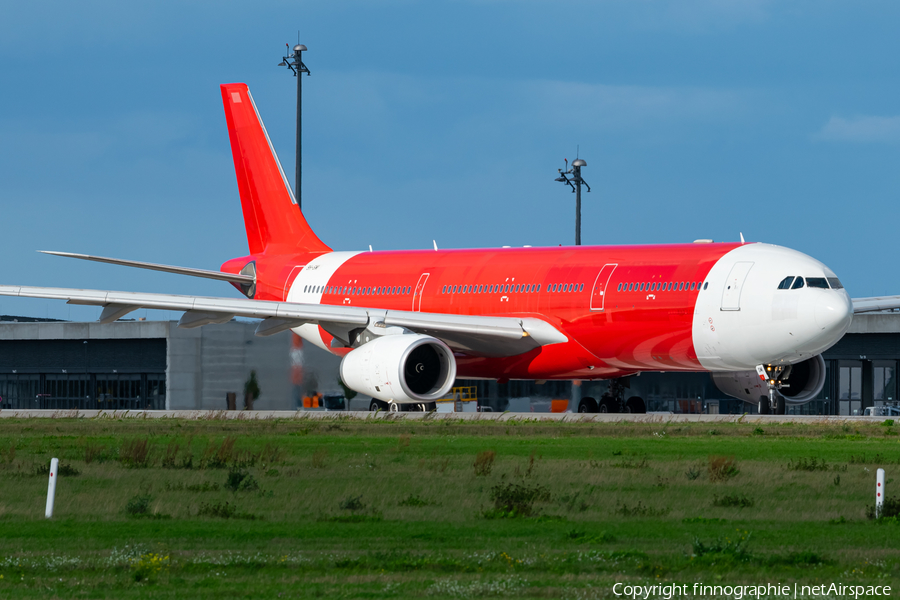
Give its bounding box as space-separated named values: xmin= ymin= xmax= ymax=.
xmin=863 ymin=405 xmax=900 ymax=417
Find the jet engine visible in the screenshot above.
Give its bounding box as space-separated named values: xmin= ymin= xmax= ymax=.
xmin=339 ymin=333 xmax=456 ymax=404
xmin=711 ymin=354 xmax=826 ymax=405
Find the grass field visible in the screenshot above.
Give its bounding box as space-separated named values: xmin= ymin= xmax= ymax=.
xmin=0 ymin=415 xmax=898 ymax=598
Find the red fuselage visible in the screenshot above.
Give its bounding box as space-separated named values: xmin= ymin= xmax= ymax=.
xmin=223 ymin=242 xmax=741 ymax=381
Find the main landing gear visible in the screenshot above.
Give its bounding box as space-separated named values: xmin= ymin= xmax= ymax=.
xmin=577 ymin=378 xmax=646 ymax=414
xmin=756 ymin=364 xmax=788 ymax=415
xmin=368 ymin=400 xmax=436 ymax=412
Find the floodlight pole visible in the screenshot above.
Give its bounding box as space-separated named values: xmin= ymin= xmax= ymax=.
xmin=554 ymin=158 xmax=590 ymax=245
xmin=279 ymin=43 xmax=310 ymax=210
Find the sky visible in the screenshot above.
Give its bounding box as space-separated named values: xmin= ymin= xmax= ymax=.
xmin=1 ymin=0 xmax=898 ymax=321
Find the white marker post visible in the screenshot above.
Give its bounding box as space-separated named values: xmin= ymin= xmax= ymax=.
xmin=876 ymin=468 xmax=885 ymax=519
xmin=45 ymin=458 xmax=59 ymax=519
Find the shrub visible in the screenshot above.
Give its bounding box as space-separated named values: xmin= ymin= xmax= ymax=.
xmin=866 ymin=496 xmax=900 ymax=520
xmin=398 ymin=494 xmax=432 ymax=507
xmin=339 ymin=495 xmax=366 ymax=511
xmin=161 ymin=441 xmax=180 ymax=468
xmin=259 ymin=443 xmax=283 ymax=464
xmin=685 ymin=465 xmax=701 ymax=481
xmin=202 ymin=436 xmax=237 ymax=469
xmin=33 ymin=462 xmax=80 ymax=476
xmin=197 ymin=501 xmax=258 ymax=520
xmin=125 ymin=494 xmax=153 ymax=517
xmin=713 ymin=494 xmax=755 ymax=508
xmin=692 ymin=530 xmax=752 ymax=561
xmin=786 ymin=457 xmax=829 ymax=471
xmin=615 ymin=501 xmax=670 ymax=517
xmin=130 ymin=552 xmax=169 ymax=582
xmin=84 ymin=442 xmax=113 ymax=464
xmin=484 ymin=482 xmax=550 ymax=518
xmin=473 ymin=451 xmax=496 ymax=476
xmin=850 ymin=453 xmax=893 ymax=465
xmin=119 ymin=438 xmax=151 ymax=468
xmin=225 ymin=469 xmax=259 ymax=492
xmin=708 ymin=456 xmax=739 ymax=481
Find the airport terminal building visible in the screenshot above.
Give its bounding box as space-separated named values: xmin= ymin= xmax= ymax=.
xmin=0 ymin=313 xmax=896 ymax=415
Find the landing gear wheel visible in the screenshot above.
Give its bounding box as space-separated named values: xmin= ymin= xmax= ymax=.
xmin=625 ymin=396 xmax=646 ymax=414
xmin=758 ymin=397 xmax=769 ymax=415
xmin=578 ymin=397 xmax=598 ymax=413
xmin=389 ymin=402 xmax=400 ymax=412
xmin=369 ymin=399 xmax=388 ymax=412
xmin=775 ymin=396 xmax=786 ymax=415
xmin=598 ymin=395 xmax=617 ymax=413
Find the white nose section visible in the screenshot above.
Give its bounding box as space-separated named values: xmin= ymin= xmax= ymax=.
xmin=814 ymin=292 xmax=853 ymax=332
xmin=693 ymin=243 xmax=854 ymax=370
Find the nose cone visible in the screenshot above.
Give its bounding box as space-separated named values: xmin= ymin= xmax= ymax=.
xmin=794 ymin=289 xmax=853 ymax=356
xmin=814 ymin=291 xmax=853 ymax=333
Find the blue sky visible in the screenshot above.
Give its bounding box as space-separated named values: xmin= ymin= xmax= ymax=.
xmin=1 ymin=0 xmax=898 ymax=320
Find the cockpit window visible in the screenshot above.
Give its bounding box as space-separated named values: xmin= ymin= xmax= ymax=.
xmin=806 ymin=277 xmax=829 ymax=289
xmin=777 ymin=276 xmax=794 ymax=290
xmin=827 ymin=277 xmax=844 ymax=290
xmin=791 ymin=277 xmax=804 ymax=290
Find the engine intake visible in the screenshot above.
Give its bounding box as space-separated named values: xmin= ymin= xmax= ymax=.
xmin=339 ymin=334 xmax=456 ymax=404
xmin=711 ymin=354 xmax=826 ymax=405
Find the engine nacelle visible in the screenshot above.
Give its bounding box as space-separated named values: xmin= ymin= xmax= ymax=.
xmin=339 ymin=334 xmax=456 ymax=404
xmin=711 ymin=354 xmax=826 ymax=405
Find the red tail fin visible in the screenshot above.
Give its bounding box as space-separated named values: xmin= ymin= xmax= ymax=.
xmin=221 ymin=83 xmax=330 ymax=255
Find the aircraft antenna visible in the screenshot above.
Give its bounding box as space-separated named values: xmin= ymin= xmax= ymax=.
xmin=278 ymin=39 xmax=311 ymax=210
xmin=554 ymin=153 xmax=590 ymax=245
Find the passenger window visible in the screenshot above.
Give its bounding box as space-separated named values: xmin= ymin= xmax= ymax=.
xmin=777 ymin=277 xmax=794 ymax=290
xmin=791 ymin=277 xmax=804 ymax=290
xmin=827 ymin=277 xmax=843 ymax=290
xmin=639 ymin=283 xmax=644 ymax=291
xmin=690 ymin=282 xmax=695 ymax=291
xmin=703 ymin=282 xmax=708 ymax=290
xmin=806 ymin=277 xmax=829 ymax=289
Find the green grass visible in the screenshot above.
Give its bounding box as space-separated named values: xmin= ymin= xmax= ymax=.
xmin=0 ymin=417 xmax=898 ymax=598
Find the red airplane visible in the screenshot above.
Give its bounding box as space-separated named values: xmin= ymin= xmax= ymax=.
xmin=2 ymin=83 xmax=896 ymax=414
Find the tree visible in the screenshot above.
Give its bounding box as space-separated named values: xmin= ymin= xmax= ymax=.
xmin=244 ymin=370 xmax=261 ymax=410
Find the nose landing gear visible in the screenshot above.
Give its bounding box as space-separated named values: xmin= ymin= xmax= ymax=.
xmin=756 ymin=364 xmax=789 ymax=415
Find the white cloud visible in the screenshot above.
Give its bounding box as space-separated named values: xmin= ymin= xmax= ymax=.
xmin=816 ymin=115 xmax=900 ymax=143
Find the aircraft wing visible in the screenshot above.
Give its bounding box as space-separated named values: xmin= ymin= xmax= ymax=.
xmin=0 ymin=285 xmax=567 ymax=358
xmin=852 ymin=296 xmax=900 ymax=314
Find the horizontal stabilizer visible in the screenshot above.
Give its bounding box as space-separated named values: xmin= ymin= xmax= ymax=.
xmin=41 ymin=251 xmax=254 ymax=285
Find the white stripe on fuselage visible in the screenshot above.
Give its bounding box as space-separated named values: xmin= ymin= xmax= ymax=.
xmin=286 ymin=251 xmax=362 ymax=351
